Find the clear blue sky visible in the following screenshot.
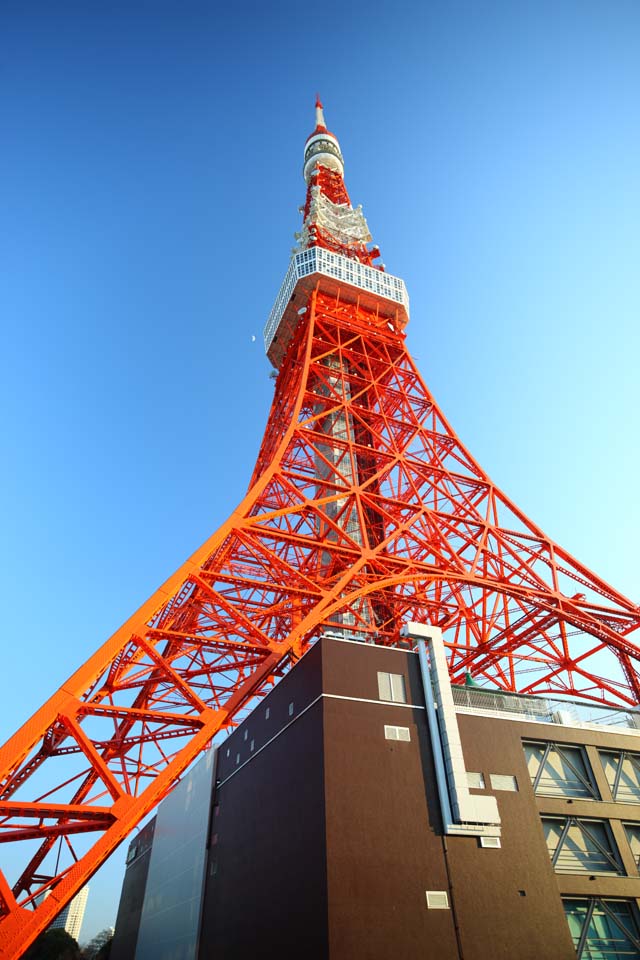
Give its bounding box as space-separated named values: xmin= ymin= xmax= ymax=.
xmin=1 ymin=0 xmax=639 ymax=943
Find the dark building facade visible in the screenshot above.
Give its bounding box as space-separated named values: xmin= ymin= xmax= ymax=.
xmin=113 ymin=636 xmax=640 ymax=959
xmin=111 ymin=818 xmax=155 ymax=959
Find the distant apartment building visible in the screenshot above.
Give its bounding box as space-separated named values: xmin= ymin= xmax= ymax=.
xmin=48 ymin=886 xmax=89 ymax=943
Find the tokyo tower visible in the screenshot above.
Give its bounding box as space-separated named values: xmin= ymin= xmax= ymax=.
xmin=1 ymin=100 xmax=639 ymax=959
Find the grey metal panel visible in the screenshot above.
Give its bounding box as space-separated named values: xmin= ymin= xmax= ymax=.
xmin=134 ymin=748 xmax=215 ymax=960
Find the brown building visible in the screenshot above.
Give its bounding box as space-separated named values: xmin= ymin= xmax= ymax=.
xmin=112 ymin=634 xmax=640 ymax=960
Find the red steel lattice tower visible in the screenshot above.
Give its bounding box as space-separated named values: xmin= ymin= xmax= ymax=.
xmin=1 ymin=100 xmax=640 ymax=958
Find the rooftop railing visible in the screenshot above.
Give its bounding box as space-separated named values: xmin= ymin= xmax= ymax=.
xmin=452 ymin=685 xmax=640 ymax=732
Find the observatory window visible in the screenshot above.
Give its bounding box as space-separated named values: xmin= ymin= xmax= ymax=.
xmin=600 ymin=750 xmax=640 ymax=803
xmin=524 ymin=741 xmax=599 ymax=799
xmin=562 ymin=898 xmax=640 ymax=959
xmin=542 ymin=817 xmax=623 ymax=875
xmin=377 ymin=672 xmax=407 ymax=704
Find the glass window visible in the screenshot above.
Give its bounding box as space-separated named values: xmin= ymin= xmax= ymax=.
xmin=624 ymin=823 xmax=640 ymax=869
xmin=562 ymin=898 xmax=640 ymax=959
xmin=384 ymin=725 xmax=410 ymax=742
xmin=377 ymin=671 xmax=407 ymax=704
xmin=490 ymin=774 xmax=518 ymax=792
xmin=601 ymin=750 xmax=640 ymax=803
xmin=542 ymin=817 xmax=623 ymax=875
xmin=524 ymin=741 xmax=598 ymax=799
xmin=467 ymin=772 xmax=485 ymax=789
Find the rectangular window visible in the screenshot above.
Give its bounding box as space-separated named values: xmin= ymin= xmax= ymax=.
xmin=425 ymin=891 xmax=449 ymax=910
xmin=542 ymin=817 xmax=623 ymax=875
xmin=624 ymin=823 xmax=640 ymax=869
xmin=562 ymin=898 xmax=640 ymax=958
xmin=467 ymin=772 xmax=486 ymax=790
xmin=384 ymin=725 xmax=410 ymax=742
xmin=489 ymin=774 xmax=518 ymax=792
xmin=601 ymin=750 xmax=640 ymax=803
xmin=377 ymin=671 xmax=407 ymax=704
xmin=524 ymin=741 xmax=599 ymax=799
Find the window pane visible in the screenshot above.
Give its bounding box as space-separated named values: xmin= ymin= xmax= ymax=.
xmin=377 ymin=672 xmax=392 ymax=701
xmin=490 ymin=774 xmax=518 ymax=792
xmin=624 ymin=823 xmax=640 ymax=868
xmin=378 ymin=672 xmax=406 ymax=703
xmin=618 ymin=757 xmax=640 ymax=804
xmin=564 ymin=821 xmax=620 ymax=875
xmin=525 ymin=741 xmax=597 ymax=799
xmin=545 ymin=747 xmax=595 ymax=798
xmin=563 ymin=899 xmax=640 ymax=959
xmin=601 ymin=751 xmax=640 ymax=803
xmin=390 ymin=673 xmax=407 ymax=704
xmin=384 ymin=725 xmax=410 ymax=742
xmin=601 ymin=751 xmax=620 ymax=794
xmin=543 ymin=819 xmax=565 ymax=862
xmin=544 ymin=818 xmax=622 ymax=875
xmin=586 ymin=901 xmax=640 ymax=959
xmin=467 ymin=772 xmax=485 ymax=789
xmin=562 ymin=899 xmax=589 ymax=950
xmin=524 ymin=742 xmax=545 ymax=782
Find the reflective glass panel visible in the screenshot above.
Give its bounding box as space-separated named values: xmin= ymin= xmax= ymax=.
xmin=543 ymin=818 xmax=623 ymax=875
xmin=563 ymin=898 xmax=640 ymax=959
xmin=524 ymin=741 xmax=598 ymax=799
xmin=601 ymin=751 xmax=640 ymax=803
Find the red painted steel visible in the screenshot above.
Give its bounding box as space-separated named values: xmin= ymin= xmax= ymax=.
xmin=1 ymin=104 xmax=639 ymax=958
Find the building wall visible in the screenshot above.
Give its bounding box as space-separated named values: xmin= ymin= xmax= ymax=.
xmin=320 ymin=641 xmax=460 ymax=959
xmin=199 ymin=642 xmax=328 ymax=959
xmin=111 ymin=819 xmax=155 ymax=960
xmin=115 ymin=636 xmax=640 ymax=959
xmin=134 ymin=747 xmax=215 ymax=960
xmin=48 ymin=886 xmax=89 ymax=943
xmin=457 ymin=712 xmax=640 ymax=909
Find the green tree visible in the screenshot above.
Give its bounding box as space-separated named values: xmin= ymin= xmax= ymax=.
xmin=93 ymin=938 xmax=112 ymax=960
xmin=22 ymin=928 xmax=81 ymax=960
xmin=80 ymin=929 xmax=113 ymax=960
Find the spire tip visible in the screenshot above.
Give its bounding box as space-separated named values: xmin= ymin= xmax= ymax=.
xmin=314 ymin=95 xmax=326 ymax=132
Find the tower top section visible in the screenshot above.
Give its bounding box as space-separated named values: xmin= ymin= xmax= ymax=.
xmin=303 ymin=96 xmax=345 ymax=183
xmin=264 ymin=100 xmax=409 ymax=367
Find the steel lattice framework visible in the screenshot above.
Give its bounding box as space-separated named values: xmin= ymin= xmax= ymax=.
xmin=1 ymin=101 xmax=639 ymax=958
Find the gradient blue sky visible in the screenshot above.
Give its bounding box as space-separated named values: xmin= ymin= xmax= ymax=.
xmin=1 ymin=0 xmax=639 ymax=943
